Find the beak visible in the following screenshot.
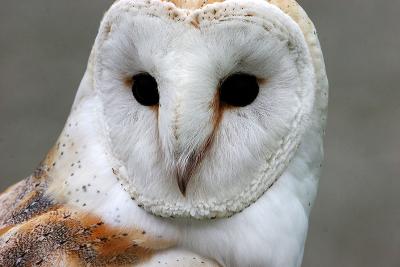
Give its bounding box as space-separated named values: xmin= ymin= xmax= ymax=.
xmin=157 ymin=68 xmax=223 ymax=196
xmin=176 ymin=136 xmax=213 ymax=195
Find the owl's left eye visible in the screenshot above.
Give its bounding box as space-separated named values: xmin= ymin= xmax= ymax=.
xmin=131 ymin=73 xmax=159 ymax=106
xmin=219 ymin=73 xmax=259 ymax=107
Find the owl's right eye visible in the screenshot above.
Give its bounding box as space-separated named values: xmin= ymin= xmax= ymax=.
xmin=131 ymin=73 xmax=159 ymax=106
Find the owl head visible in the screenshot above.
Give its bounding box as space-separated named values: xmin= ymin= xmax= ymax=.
xmin=60 ymin=0 xmax=328 ymax=219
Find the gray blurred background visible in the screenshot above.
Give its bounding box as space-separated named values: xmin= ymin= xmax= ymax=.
xmin=0 ymin=1 xmax=399 ymax=266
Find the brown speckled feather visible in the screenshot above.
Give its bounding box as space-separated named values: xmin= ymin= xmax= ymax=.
xmin=0 ymin=170 xmax=161 ymax=266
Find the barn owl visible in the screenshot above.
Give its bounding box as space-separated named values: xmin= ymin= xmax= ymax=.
xmin=0 ymin=0 xmax=328 ymax=266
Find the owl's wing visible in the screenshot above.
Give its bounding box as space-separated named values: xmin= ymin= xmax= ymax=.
xmin=0 ymin=173 xmax=219 ymax=267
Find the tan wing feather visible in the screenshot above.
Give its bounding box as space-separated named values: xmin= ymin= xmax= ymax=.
xmin=0 ymin=169 xmax=173 ymax=266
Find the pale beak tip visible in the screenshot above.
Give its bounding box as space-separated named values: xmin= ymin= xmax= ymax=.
xmin=178 ymin=177 xmax=187 ymax=196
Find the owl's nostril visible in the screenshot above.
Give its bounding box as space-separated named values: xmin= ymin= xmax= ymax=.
xmin=219 ymin=73 xmax=259 ymax=107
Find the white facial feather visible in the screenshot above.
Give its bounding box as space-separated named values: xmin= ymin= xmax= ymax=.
xmin=43 ymin=0 xmax=328 ymax=266
xmin=87 ymin=0 xmax=318 ymax=219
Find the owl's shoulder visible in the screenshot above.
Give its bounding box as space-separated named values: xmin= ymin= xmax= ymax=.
xmin=0 ymin=173 xmax=219 ymax=267
xmin=0 ymin=173 xmax=144 ymax=265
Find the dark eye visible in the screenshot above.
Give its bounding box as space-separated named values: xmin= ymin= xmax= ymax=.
xmin=131 ymin=73 xmax=159 ymax=106
xmin=219 ymin=73 xmax=259 ymax=107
